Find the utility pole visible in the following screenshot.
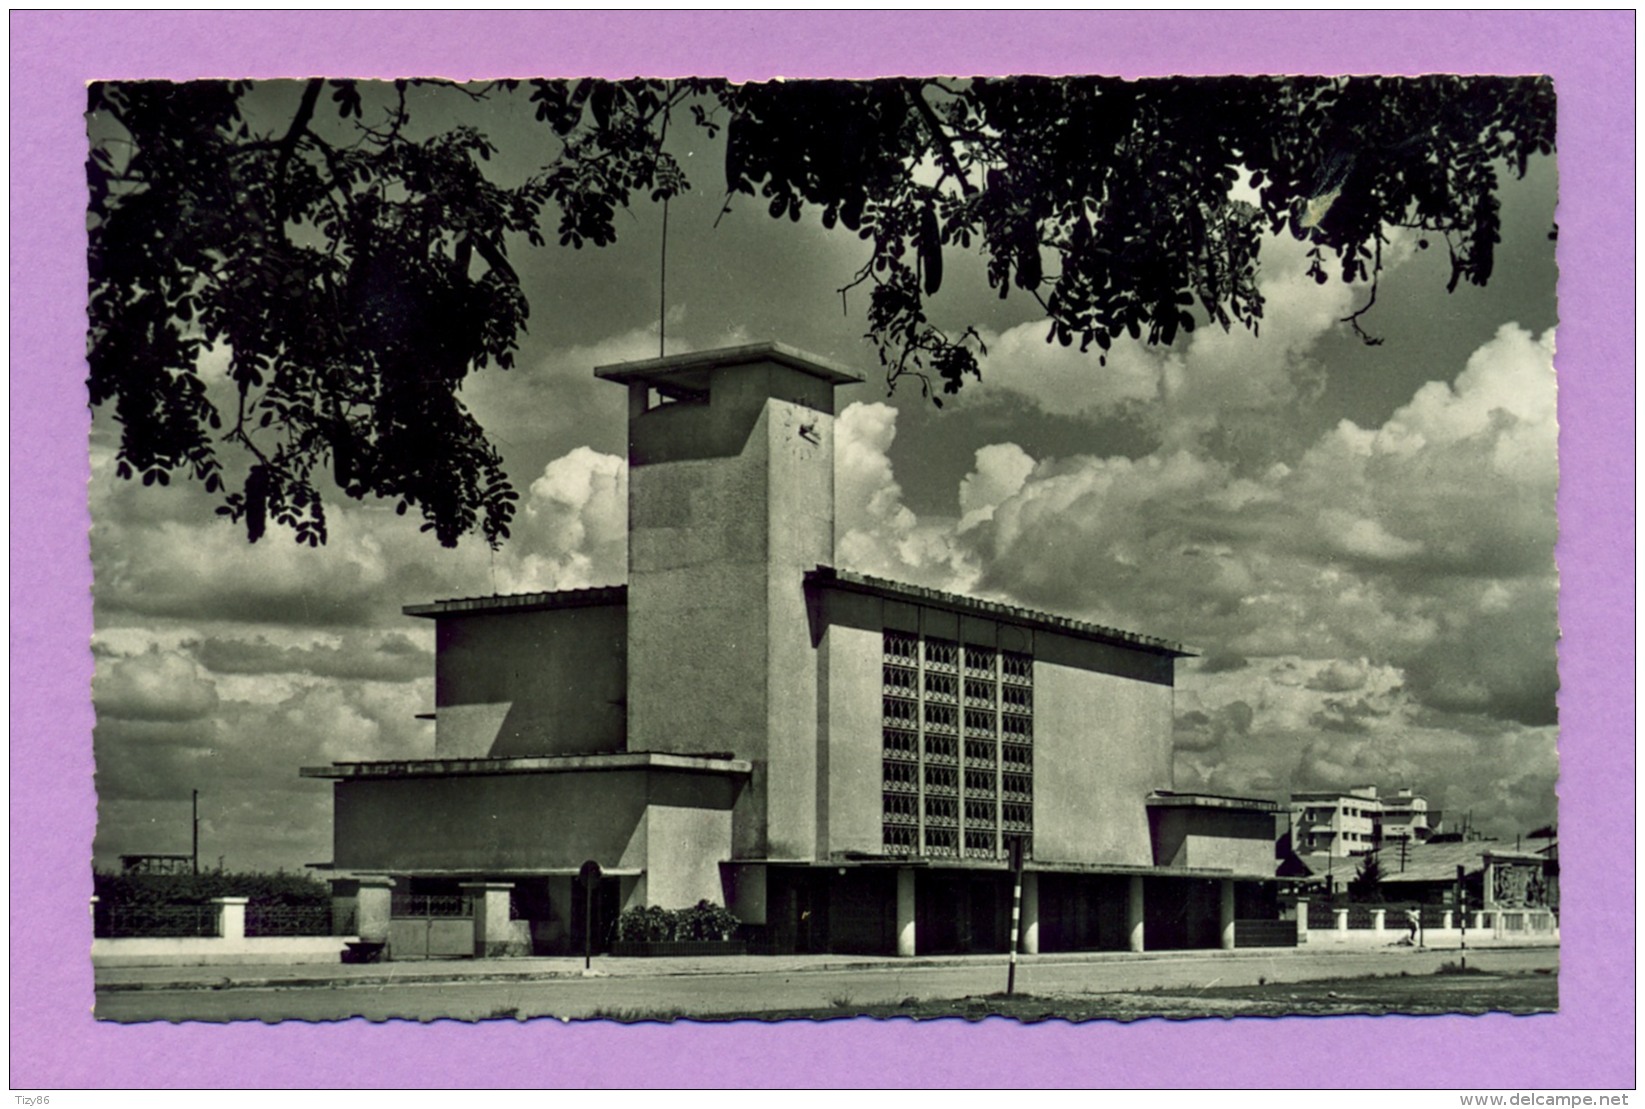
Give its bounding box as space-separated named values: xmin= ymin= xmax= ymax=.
xmin=191 ymin=789 xmax=200 ymax=876
xmin=1456 ymin=864 xmax=1468 ymax=972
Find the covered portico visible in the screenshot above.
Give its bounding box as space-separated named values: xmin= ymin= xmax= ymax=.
xmin=725 ymin=857 xmax=1274 ymax=957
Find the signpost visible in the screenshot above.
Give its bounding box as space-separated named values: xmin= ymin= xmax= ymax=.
xmin=579 ymin=859 xmax=603 ymax=973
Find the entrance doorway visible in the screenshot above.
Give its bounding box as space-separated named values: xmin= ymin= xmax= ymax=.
xmin=917 ymin=873 xmax=1007 ymax=953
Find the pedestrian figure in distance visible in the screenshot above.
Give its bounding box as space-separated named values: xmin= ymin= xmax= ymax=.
xmin=1405 ymin=907 xmax=1420 ymax=945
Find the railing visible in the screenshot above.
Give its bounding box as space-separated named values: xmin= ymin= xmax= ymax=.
xmin=94 ymin=904 xmax=219 ymax=938
xmin=244 ymin=904 xmax=332 ymax=937
xmin=391 ymin=893 xmax=474 ymax=918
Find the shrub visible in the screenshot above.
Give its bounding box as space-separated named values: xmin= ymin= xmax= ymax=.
xmin=93 ymin=869 xmax=330 ymax=910
xmin=616 ymin=904 xmax=678 ymax=942
xmin=615 ymin=901 xmax=739 ymax=943
xmin=678 ymin=900 xmax=739 ymax=941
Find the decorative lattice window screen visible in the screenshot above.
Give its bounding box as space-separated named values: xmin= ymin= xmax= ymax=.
xmin=882 ymin=629 xmax=1033 ymax=859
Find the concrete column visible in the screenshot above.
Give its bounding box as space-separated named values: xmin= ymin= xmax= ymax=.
xmin=1371 ymin=908 xmax=1386 ymax=935
xmin=1471 ymin=911 xmax=1485 ymax=932
xmin=213 ymin=896 xmax=250 ymax=941
xmin=328 ymin=879 xmax=360 ymax=936
xmin=1334 ymin=908 xmax=1349 ymax=933
xmin=1020 ymin=872 xmax=1039 ymax=955
xmin=1126 ymin=875 xmax=1145 ymax=953
xmin=461 ymin=882 xmax=520 ymax=959
xmin=1441 ymin=910 xmax=1453 ymax=930
xmin=1219 ymin=880 xmax=1236 ymax=951
xmin=353 ymin=875 xmax=396 ymax=945
xmin=1482 ymin=857 xmax=1497 ymax=908
xmin=895 ymin=869 xmax=917 ymax=957
xmin=1294 ymin=898 xmax=1310 ymax=944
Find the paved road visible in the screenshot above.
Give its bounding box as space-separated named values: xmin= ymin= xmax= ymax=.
xmin=95 ymin=946 xmax=1557 ymax=1023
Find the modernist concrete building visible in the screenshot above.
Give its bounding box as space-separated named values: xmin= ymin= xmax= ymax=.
xmin=1289 ymin=784 xmax=1437 ymax=858
xmin=305 ymin=343 xmax=1280 ymax=958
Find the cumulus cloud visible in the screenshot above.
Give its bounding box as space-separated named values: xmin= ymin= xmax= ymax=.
xmin=968 ymin=320 xmax=1169 ymax=420
xmin=835 ymin=322 xmax=1556 ymax=837
xmin=835 ymin=402 xmax=976 ymax=590
xmin=957 ymin=443 xmax=1035 ymax=532
xmin=1174 ymin=700 xmax=1254 ymax=754
xmin=498 ymin=446 xmax=628 ymax=592
xmin=966 ymin=233 xmax=1419 ymax=462
xmin=1306 ymin=658 xmax=1372 ymax=694
xmin=95 ymin=647 xmax=219 ymax=722
xmin=1292 ymin=324 xmax=1558 ymax=579
xmin=92 ymin=478 xmax=415 ymax=629
xmin=94 ymin=657 xmax=432 ymax=868
xmin=190 ymin=631 xmax=431 ymax=684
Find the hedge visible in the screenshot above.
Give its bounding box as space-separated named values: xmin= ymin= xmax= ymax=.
xmin=615 ymin=900 xmax=739 ymax=943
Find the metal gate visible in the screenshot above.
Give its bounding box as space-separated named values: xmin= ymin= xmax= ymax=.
xmin=389 ymin=892 xmax=474 ymax=959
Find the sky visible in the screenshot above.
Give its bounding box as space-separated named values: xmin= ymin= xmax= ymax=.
xmin=89 ymin=79 xmax=1561 ymax=873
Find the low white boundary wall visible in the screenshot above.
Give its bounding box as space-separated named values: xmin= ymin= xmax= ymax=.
xmin=91 ymin=895 xmax=356 ymax=966
xmin=92 ymin=936 xmax=358 ymax=967
xmin=1293 ymin=900 xmax=1558 ymax=948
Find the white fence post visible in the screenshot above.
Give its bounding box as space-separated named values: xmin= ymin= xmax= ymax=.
xmin=213 ymin=896 xmax=249 ymax=941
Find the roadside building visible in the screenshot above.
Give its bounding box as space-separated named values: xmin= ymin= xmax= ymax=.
xmin=1289 ymin=787 xmax=1382 ymax=858
xmin=1378 ymin=838 xmax=1558 ymax=914
xmin=1377 ymin=787 xmax=1438 ymax=846
xmin=304 ymin=343 xmax=1280 ymax=958
xmin=1288 ymin=784 xmax=1438 ymax=859
xmin=118 ymin=853 xmax=195 ymax=876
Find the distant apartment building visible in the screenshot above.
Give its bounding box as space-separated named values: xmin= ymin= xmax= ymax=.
xmin=1289 ymin=785 xmax=1437 ymax=858
xmin=1377 ymin=787 xmax=1438 ymax=845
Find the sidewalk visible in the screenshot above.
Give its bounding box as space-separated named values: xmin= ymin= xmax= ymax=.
xmin=94 ymin=937 xmax=1557 ymax=993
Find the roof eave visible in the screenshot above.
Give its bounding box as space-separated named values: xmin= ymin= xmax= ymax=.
xmin=403 ymin=585 xmax=628 ymax=619
xmin=806 ymin=565 xmax=1192 ymax=657
xmin=594 ymin=341 xmax=864 ymax=387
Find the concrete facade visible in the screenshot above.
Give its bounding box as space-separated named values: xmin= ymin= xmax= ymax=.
xmin=1147 ymin=793 xmax=1280 ymax=874
xmin=326 ymin=756 xmax=742 ymax=909
xmin=621 ymin=363 xmax=837 ymax=860
xmin=307 ymin=342 xmax=1282 ymax=959
xmin=410 ymin=596 xmax=627 ymax=759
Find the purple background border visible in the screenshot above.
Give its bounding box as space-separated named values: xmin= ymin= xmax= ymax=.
xmin=10 ymin=12 xmax=1633 ymax=1089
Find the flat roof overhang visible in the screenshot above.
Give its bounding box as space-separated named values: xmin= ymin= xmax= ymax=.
xmin=771 ymin=855 xmax=1276 ymax=882
xmin=1146 ymin=790 xmax=1282 ymax=814
xmin=308 ymin=865 xmax=646 ymax=878
xmin=806 ymin=566 xmax=1193 ymax=658
xmin=301 ymin=751 xmax=752 ymax=781
xmin=404 ymin=584 xmax=626 ymax=620
xmin=594 ymin=340 xmax=864 ymax=388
